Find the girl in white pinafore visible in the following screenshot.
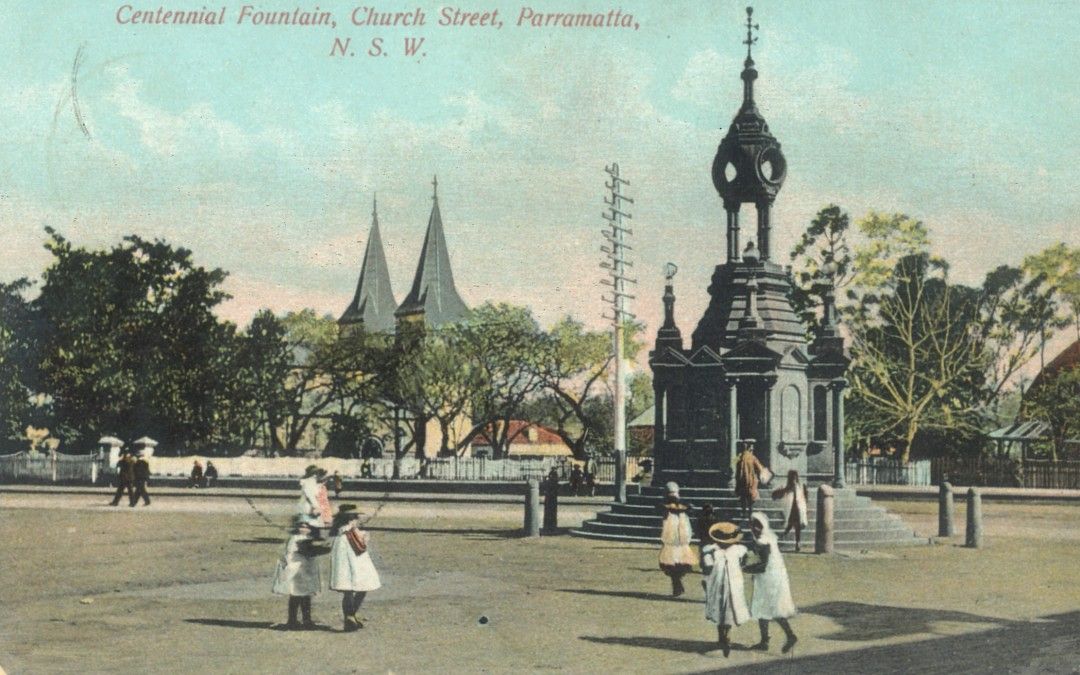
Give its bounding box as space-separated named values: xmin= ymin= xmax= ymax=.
xmin=330 ymin=504 xmax=381 ymax=632
xmin=747 ymin=512 xmax=798 ymax=653
xmin=271 ymin=520 xmax=323 ymax=629
xmin=700 ymin=521 xmax=750 ymax=657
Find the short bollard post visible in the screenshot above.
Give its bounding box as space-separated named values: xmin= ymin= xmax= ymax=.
xmin=525 ymin=480 xmax=540 ymax=537
xmin=938 ymin=481 xmax=955 ymax=537
xmin=965 ymin=487 xmax=982 ymax=548
xmin=815 ymin=484 xmax=835 ymax=554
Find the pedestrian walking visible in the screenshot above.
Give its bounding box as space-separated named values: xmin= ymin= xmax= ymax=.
xmin=190 ymin=460 xmax=204 ymax=488
xmin=771 ymin=470 xmax=809 ymax=551
xmin=130 ymin=452 xmax=151 ymax=507
xmin=569 ymin=464 xmax=583 ymax=496
xmin=658 ymin=482 xmax=697 ymax=597
xmin=735 ymin=441 xmax=771 ymax=520
xmin=701 ymin=521 xmax=750 ymax=657
xmin=109 ymin=451 xmax=135 ymax=506
xmin=272 ymin=518 xmax=326 ymax=630
xmin=204 ymin=461 xmax=218 ymax=487
xmin=330 ymin=504 xmax=381 ymax=632
xmin=746 ymin=512 xmax=798 ymax=653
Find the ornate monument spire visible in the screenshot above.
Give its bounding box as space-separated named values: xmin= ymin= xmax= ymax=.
xmin=395 ymin=176 xmax=470 ymax=326
xmin=712 ymin=6 xmax=786 ymax=262
xmin=339 ymin=195 xmax=398 ymax=333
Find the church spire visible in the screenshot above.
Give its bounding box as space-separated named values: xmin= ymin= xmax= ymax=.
xmin=395 ymin=177 xmax=470 ymax=326
xmin=339 ymin=196 xmax=398 ymax=334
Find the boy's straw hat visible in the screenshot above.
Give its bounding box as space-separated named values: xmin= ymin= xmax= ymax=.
xmin=708 ymin=521 xmax=743 ymax=545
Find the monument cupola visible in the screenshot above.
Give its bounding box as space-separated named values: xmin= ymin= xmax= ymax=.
xmin=711 ymin=6 xmax=787 ymax=262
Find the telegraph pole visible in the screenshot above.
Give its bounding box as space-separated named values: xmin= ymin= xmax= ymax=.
xmin=601 ymin=163 xmax=636 ymax=503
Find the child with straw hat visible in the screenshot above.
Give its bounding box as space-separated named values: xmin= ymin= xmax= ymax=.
xmin=701 ymin=521 xmax=750 ymax=657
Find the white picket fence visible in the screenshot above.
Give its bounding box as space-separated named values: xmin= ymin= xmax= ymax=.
xmin=0 ymin=452 xmax=100 ymax=483
xmin=844 ymin=458 xmax=932 ymax=486
xmin=0 ymin=451 xmax=641 ymax=484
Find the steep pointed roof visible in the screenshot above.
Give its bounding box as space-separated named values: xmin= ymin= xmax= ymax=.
xmin=395 ymin=177 xmax=469 ymax=326
xmin=339 ymin=198 xmax=398 ymax=333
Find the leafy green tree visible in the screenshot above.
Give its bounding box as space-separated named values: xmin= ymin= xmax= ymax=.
xmin=35 ymin=229 xmax=235 ymax=450
xmin=1023 ymin=364 xmax=1080 ymax=461
xmin=277 ymin=311 xmax=392 ymax=453
xmin=848 ymin=252 xmax=987 ymax=461
xmin=789 ymin=205 xmax=854 ymax=333
xmin=458 ymin=303 xmax=550 ymax=458
xmin=0 ymin=279 xmax=40 ymax=448
xmin=1022 ymin=243 xmax=1080 ymax=342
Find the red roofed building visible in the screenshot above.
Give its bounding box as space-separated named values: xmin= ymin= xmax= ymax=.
xmin=471 ymin=421 xmax=573 ymax=459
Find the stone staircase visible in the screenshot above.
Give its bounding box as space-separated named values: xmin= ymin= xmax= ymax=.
xmin=572 ymin=485 xmax=924 ymax=549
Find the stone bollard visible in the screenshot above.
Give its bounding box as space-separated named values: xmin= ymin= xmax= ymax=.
xmin=524 ymin=479 xmax=540 ymax=537
xmin=814 ymin=484 xmax=835 ymax=554
xmin=965 ymin=487 xmax=983 ymax=548
xmin=938 ymin=481 xmax=955 ymax=537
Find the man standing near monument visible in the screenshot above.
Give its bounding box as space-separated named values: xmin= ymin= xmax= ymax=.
xmin=735 ymin=442 xmax=769 ymax=520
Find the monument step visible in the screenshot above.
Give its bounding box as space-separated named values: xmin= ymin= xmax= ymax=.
xmin=577 ymin=519 xmax=916 ymax=540
xmin=574 ymin=521 xmax=922 ymax=545
xmin=594 ymin=511 xmax=909 ymax=531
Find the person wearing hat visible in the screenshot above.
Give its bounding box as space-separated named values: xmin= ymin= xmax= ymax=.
xmin=272 ymin=517 xmax=327 ymax=630
xmin=701 ymin=521 xmax=751 ymax=657
xmin=108 ymin=450 xmax=136 ymax=506
xmin=190 ymin=460 xmax=204 ymax=488
xmin=658 ymin=482 xmax=698 ymax=597
xmin=329 ymin=504 xmax=381 ymax=632
xmin=204 ymin=461 xmax=218 ymax=487
xmin=745 ymin=512 xmax=798 ymax=653
xmin=129 ymin=451 xmax=152 ymax=507
xmin=298 ymin=465 xmax=332 ymax=532
xmin=735 ymin=441 xmax=771 ymax=520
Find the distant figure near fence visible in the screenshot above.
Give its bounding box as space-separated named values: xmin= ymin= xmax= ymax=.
xmin=190 ymin=460 xmax=204 ymax=488
xmin=131 ymin=452 xmax=152 ymax=507
xmin=109 ymin=451 xmax=135 ymax=506
xmin=204 ymin=461 xmax=218 ymax=487
xmin=542 ymin=468 xmax=560 ymax=533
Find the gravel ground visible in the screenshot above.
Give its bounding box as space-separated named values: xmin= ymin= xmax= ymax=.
xmin=1 ymin=492 xmax=1078 ymax=674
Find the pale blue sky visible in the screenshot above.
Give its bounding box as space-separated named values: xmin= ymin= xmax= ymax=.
xmin=1 ymin=1 xmax=1078 ymax=364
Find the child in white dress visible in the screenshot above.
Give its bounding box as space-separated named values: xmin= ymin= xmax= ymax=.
xmin=271 ymin=519 xmax=325 ymax=629
xmin=330 ymin=504 xmax=381 ymax=632
xmin=747 ymin=512 xmax=798 ymax=653
xmin=700 ymin=521 xmax=750 ymax=657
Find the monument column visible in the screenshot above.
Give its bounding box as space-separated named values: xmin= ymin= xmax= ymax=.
xmin=831 ymin=379 xmax=847 ymax=488
xmin=725 ymin=377 xmax=738 ymax=488
xmin=726 ymin=208 xmax=741 ymax=262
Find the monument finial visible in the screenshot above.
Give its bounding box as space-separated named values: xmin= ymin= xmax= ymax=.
xmin=372 ymin=192 xmax=378 ymax=219
xmin=432 ymin=174 xmax=438 ymax=201
xmin=743 ymin=6 xmax=759 ymax=64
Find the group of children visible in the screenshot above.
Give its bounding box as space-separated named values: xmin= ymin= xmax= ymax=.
xmin=659 ymin=474 xmax=808 ymax=657
xmin=271 ymin=465 xmax=381 ymax=631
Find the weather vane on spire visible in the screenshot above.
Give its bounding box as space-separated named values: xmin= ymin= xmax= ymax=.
xmin=432 ymin=174 xmax=438 ymax=200
xmin=743 ymin=6 xmax=758 ymax=62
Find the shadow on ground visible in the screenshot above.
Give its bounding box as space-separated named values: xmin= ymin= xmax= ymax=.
xmin=184 ymin=618 xmax=338 ymax=633
xmin=560 ymin=588 xmax=699 ymax=604
xmin=800 ymin=600 xmax=1013 ymax=641
xmin=690 ymin=610 xmax=1080 ymax=674
xmin=580 ymin=635 xmax=744 ymax=655
xmin=231 ymin=537 xmax=284 ymax=545
xmin=363 ymin=526 xmax=521 ymax=540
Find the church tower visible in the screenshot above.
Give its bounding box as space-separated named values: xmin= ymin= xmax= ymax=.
xmin=650 ymin=7 xmax=849 ymax=488
xmin=338 ymin=197 xmax=398 ymax=335
xmin=394 ymin=176 xmax=470 ymax=327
